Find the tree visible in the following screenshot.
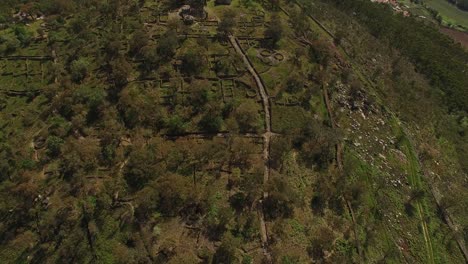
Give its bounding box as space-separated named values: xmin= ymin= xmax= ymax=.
xmin=218 ymin=9 xmax=237 ymax=37
xmin=263 ymin=174 xmax=299 ymax=220
xmin=456 ymin=0 xmax=468 ymax=10
xmin=0 ymin=144 xmax=16 ymax=182
xmin=69 ymin=16 xmax=87 ymax=35
xmin=285 ymin=73 xmax=305 ymax=94
xmin=214 ymin=56 xmax=234 ymax=76
xmin=13 ymin=26 xmax=32 ymax=46
xmin=110 ymin=57 xmax=132 ymax=88
xmin=233 ymin=170 xmax=263 ymax=209
xmin=196 ymin=35 xmax=210 ymax=49
xmin=48 ymin=115 xmax=70 ymax=138
xmin=295 ymin=121 xmax=337 ymax=170
xmin=205 ymin=205 xmax=235 ymax=239
xmin=158 ymin=30 xmax=178 ymax=61
xmin=213 ymin=232 xmax=241 ymax=264
xmin=188 ymin=0 xmax=206 ymax=10
xmin=233 ymin=101 xmax=261 ymax=133
xmin=0 ymin=35 xmax=20 ymax=54
xmin=270 ymin=137 xmax=291 ymax=170
xmin=72 ymin=85 xmax=106 ymax=123
xmin=41 ymin=0 xmax=75 ymax=15
xmin=124 ymin=146 xmax=161 ymax=191
xmin=60 ymin=137 xmax=100 ymax=180
xmin=155 ymin=174 xmax=193 ymax=216
xmin=308 ymin=40 xmax=331 ymax=66
xmin=129 ymin=29 xmax=148 ymax=57
xmin=189 ymin=80 xmax=213 ymax=110
xmin=199 ymin=108 xmax=223 ymax=132
xmin=334 ymin=28 xmax=346 ymax=46
xmin=140 ymin=46 xmax=160 ymax=74
xmin=181 ymin=49 xmax=206 ymax=76
xmin=98 ymin=109 xmax=124 ymax=166
xmin=103 ymin=37 xmax=122 ymax=60
xmin=103 ymin=31 xmax=122 ymax=61
xmin=47 ymin=135 xmax=64 ymax=158
xmin=70 ymin=58 xmax=90 ymax=83
xmin=310 ymin=193 xmax=326 ymax=216
xmin=289 ymin=8 xmax=309 ymax=37
xmin=264 ymin=13 xmax=283 ymax=48
xmin=307 ymin=225 xmax=335 ymax=260
xmin=166 ymin=115 xmax=187 ymax=135
xmin=118 ymin=86 xmax=165 ymax=129
xmin=228 ymin=137 xmax=258 ymax=170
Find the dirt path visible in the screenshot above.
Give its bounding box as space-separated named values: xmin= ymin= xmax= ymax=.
xmin=52 ymin=49 xmax=58 ymax=84
xmin=403 ymin=142 xmax=436 ymax=264
xmin=228 ymin=35 xmax=273 ymax=263
xmin=403 ymin=129 xmax=467 ymax=263
xmin=228 ymin=36 xmax=272 ymax=134
xmin=163 ymin=132 xmax=264 ymax=139
xmin=440 ymin=26 xmax=468 ymax=50
xmin=430 ymin=186 xmax=468 ymax=262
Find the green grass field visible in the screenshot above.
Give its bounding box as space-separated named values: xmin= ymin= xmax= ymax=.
xmin=398 ymin=0 xmax=433 ymax=17
xmin=424 ymin=0 xmax=468 ymax=29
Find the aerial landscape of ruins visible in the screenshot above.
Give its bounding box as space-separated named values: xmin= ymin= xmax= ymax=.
xmin=0 ymin=0 xmax=467 ymax=263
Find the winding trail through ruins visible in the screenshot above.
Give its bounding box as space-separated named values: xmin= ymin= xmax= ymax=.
xmin=228 ymin=35 xmax=273 ymax=263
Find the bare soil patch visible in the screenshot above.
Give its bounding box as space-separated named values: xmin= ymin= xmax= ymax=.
xmin=440 ymin=27 xmax=468 ymax=49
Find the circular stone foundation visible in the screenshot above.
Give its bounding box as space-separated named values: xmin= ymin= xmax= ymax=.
xmin=273 ymin=53 xmax=284 ymax=61
xmin=260 ymin=49 xmax=273 ymax=57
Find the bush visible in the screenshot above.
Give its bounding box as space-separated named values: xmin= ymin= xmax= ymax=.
xmin=70 ymin=58 xmax=90 ymax=83
xmin=233 ymin=101 xmax=261 ymax=133
xmin=218 ymin=9 xmax=237 ymax=36
xmin=158 ymin=30 xmax=178 ymax=61
xmin=129 ymin=30 xmax=149 ymax=57
xmin=189 ymin=80 xmax=213 ymax=109
xmin=110 ymin=57 xmax=132 ymax=88
xmin=199 ymin=111 xmax=223 ymax=132
xmin=286 ymin=74 xmax=305 ymax=94
xmin=0 ymin=35 xmax=20 ymax=54
xmin=47 ymin=136 xmax=64 ymax=158
xmin=166 ymin=115 xmax=187 ymax=135
xmin=213 ymin=232 xmax=241 ymax=263
xmin=181 ymin=49 xmax=206 ymax=76
xmin=13 ymin=26 xmax=32 ymax=46
xmin=264 ymin=176 xmax=299 ymax=220
xmin=264 ymin=14 xmax=283 ymax=48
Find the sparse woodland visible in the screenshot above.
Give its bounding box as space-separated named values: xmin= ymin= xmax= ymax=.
xmin=0 ymin=0 xmax=467 ymax=263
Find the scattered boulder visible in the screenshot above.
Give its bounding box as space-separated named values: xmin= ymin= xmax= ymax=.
xmin=182 ymin=15 xmax=195 ymax=25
